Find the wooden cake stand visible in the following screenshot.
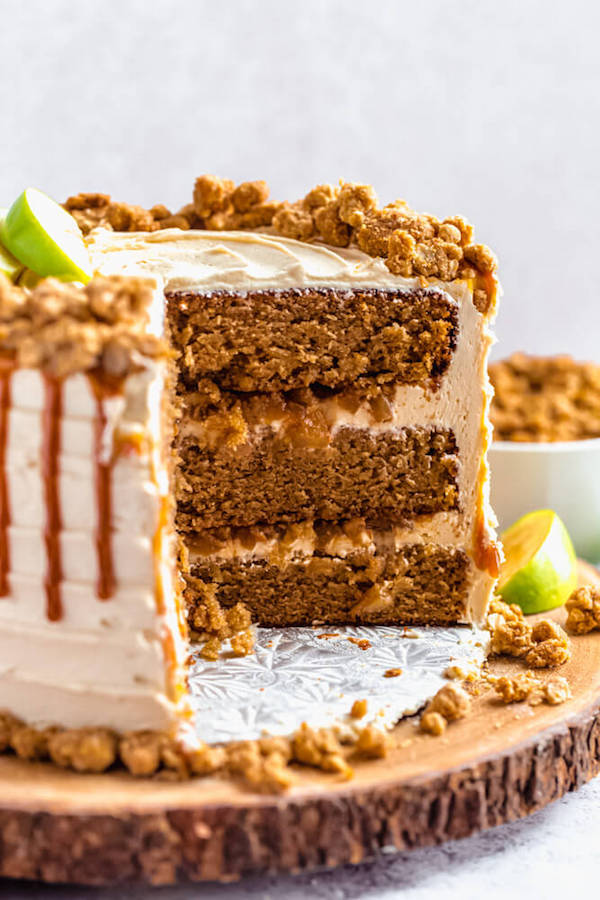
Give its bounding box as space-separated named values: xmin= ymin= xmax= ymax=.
xmin=1 ymin=561 xmax=599 ymax=887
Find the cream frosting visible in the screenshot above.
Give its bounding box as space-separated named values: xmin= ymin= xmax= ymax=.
xmin=87 ymin=227 xmax=473 ymax=297
xmin=0 ymin=364 xmax=189 ymax=732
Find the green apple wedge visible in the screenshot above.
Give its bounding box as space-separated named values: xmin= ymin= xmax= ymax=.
xmin=497 ymin=509 xmax=577 ymax=614
xmin=0 ymin=208 xmax=24 ymax=282
xmin=0 ymin=188 xmax=92 ymax=283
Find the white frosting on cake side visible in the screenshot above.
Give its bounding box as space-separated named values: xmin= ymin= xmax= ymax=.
xmin=0 ymin=365 xmax=189 ymax=732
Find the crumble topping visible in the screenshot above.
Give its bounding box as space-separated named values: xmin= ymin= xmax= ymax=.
xmin=487 ymin=597 xmax=533 ymax=657
xmin=490 ymin=353 xmax=600 ymax=442
xmin=542 ymin=675 xmax=572 ymax=705
xmin=226 ymin=738 xmax=294 ymax=793
xmin=199 ymin=638 xmax=221 ymax=661
xmin=291 ymin=723 xmax=353 ymax=779
xmin=2 ymin=710 xmax=388 ymax=788
xmin=66 ymin=175 xmax=498 ymax=312
xmin=188 ymin=592 xmax=248 ymax=637
xmin=48 ymin=728 xmax=118 ymax=773
xmin=230 ymin=629 xmax=255 ymax=657
xmin=419 ymin=683 xmax=471 ymax=735
xmin=65 ymin=192 xmax=159 ymax=234
xmin=420 ymin=711 xmax=447 ymax=736
xmin=487 ymin=597 xmax=572 ymax=667
xmin=565 ymin=585 xmax=600 ymax=635
xmin=444 ymin=662 xmax=479 ymax=682
xmin=526 ymin=620 xmax=571 ymax=668
xmin=350 ymin=698 xmax=368 ymax=718
xmin=493 ymin=673 xmax=539 ymax=703
xmin=0 ymin=274 xmax=166 ymax=377
xmin=354 ymin=724 xmax=395 ymax=758
xmin=492 ymin=671 xmax=572 ymax=706
xmin=188 ymin=594 xmax=255 ymax=660
xmin=384 ymin=668 xmax=403 ymax=678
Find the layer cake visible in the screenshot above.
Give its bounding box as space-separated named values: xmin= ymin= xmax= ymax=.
xmin=0 ymin=177 xmax=501 ymax=773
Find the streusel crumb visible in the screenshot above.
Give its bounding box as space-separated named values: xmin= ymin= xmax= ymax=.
xmin=227 ymin=741 xmax=294 ymax=793
xmin=490 ymin=353 xmax=600 ymax=442
xmin=193 ymin=175 xmax=236 ymax=218
xmin=354 ymin=725 xmax=394 ymax=758
xmin=565 ymin=585 xmax=600 ymax=635
xmin=420 ymin=711 xmax=447 ymax=735
xmin=493 ymin=673 xmax=539 ymax=703
xmin=350 ymin=698 xmax=368 ymax=718
xmin=188 ymin=742 xmax=227 ymax=776
xmin=292 ymin=723 xmax=353 ymax=779
xmin=0 ymin=274 xmax=166 ymax=377
xmin=119 ymin=730 xmax=164 ymax=776
xmin=230 ymin=628 xmax=255 ymax=657
xmin=0 ymin=712 xmax=20 ymax=751
xmin=425 ymin=683 xmax=471 ymax=721
xmin=526 ymin=620 xmax=571 ymax=668
xmin=199 ymin=637 xmax=222 ymax=661
xmin=231 ymin=180 xmax=269 ymax=213
xmin=541 ymin=675 xmax=572 ymax=705
xmin=272 ymin=202 xmax=315 ymax=241
xmin=487 ymin=598 xmax=533 ymax=658
xmin=225 ymin=601 xmax=252 ymax=633
xmin=10 ymin=725 xmax=56 ymax=761
xmin=48 ymin=728 xmax=118 ymax=773
xmin=67 ymin=176 xmax=498 ymax=313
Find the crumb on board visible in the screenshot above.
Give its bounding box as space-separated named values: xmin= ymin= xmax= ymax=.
xmin=347 ymin=637 xmax=371 ymax=651
xmin=487 ymin=598 xmax=571 ymax=668
xmin=350 ymin=699 xmax=368 ymax=719
xmin=541 ymin=675 xmax=572 ymax=705
xmin=565 ymin=585 xmax=600 ymax=635
xmin=419 ymin=683 xmax=471 ymax=736
xmin=492 ymin=672 xmax=539 ymax=704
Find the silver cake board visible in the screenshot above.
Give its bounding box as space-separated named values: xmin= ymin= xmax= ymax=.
xmin=189 ymin=622 xmax=489 ymax=744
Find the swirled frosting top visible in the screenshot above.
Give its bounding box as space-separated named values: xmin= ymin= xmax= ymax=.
xmin=86 ymin=227 xmax=448 ymax=295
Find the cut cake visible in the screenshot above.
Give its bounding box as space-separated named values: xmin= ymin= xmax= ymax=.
xmin=0 ymin=177 xmax=500 ymax=774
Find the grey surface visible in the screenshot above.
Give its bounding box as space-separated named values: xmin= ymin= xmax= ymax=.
xmin=1 ymin=1 xmax=599 ymax=895
xmin=1 ymin=0 xmax=600 ymax=359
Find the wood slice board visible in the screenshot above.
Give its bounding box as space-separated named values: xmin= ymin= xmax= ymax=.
xmin=1 ymin=561 xmax=599 ymax=888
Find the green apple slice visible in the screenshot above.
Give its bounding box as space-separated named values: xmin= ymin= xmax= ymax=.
xmin=0 ymin=188 xmax=92 ymax=283
xmin=0 ymin=209 xmax=24 ymax=282
xmin=497 ymin=509 xmax=577 ymax=614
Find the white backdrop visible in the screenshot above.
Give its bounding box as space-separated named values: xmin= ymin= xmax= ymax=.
xmin=1 ymin=0 xmax=599 ymax=359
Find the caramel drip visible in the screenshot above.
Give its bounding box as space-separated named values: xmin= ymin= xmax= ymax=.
xmin=473 ymin=525 xmax=502 ymax=578
xmin=42 ymin=375 xmax=63 ymax=622
xmin=0 ymin=360 xmax=14 ymax=596
xmin=88 ymin=372 xmax=123 ymax=601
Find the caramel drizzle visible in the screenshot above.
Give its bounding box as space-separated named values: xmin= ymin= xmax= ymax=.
xmin=42 ymin=375 xmax=63 ymax=622
xmin=88 ymin=373 xmax=119 ymax=601
xmin=0 ymin=360 xmax=14 ymax=596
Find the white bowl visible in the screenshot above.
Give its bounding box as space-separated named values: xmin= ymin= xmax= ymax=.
xmin=489 ymin=438 xmax=600 ymax=563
